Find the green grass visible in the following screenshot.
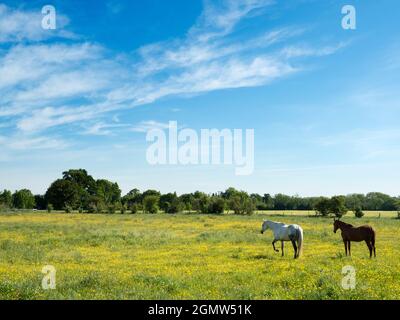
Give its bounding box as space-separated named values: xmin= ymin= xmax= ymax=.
xmin=0 ymin=211 xmax=399 ymax=300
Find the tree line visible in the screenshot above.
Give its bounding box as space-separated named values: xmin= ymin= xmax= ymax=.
xmin=1 ymin=169 xmax=399 ymax=217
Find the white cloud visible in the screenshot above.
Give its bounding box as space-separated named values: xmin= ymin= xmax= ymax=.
xmin=15 ymin=70 xmax=110 ymax=102
xmin=82 ymin=122 xmax=129 ymax=136
xmin=189 ymin=0 xmax=273 ymax=41
xmin=131 ymin=121 xmax=171 ymax=133
xmin=0 ymin=4 xmax=75 ymax=43
xmin=280 ymin=42 xmax=348 ymax=59
xmin=0 ymin=0 xmax=345 ymax=139
xmin=0 ymin=43 xmax=103 ymax=90
xmin=0 ymin=134 xmax=68 ymax=150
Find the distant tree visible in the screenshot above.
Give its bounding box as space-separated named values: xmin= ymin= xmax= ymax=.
xmin=159 ymin=193 xmax=183 ymax=214
xmin=167 ymin=197 xmax=183 ymax=214
xmin=395 ymin=199 xmax=400 ymax=211
xmin=45 ymin=179 xmax=80 ymax=210
xmin=179 ymin=193 xmax=194 ymax=211
xmin=354 ymin=207 xmax=364 ymax=218
xmin=0 ymin=190 xmax=13 ymax=208
xmin=34 ymin=195 xmax=47 ymax=210
xmin=143 ymin=195 xmax=159 ymax=214
xmin=251 ymin=193 xmax=268 ymax=210
xmin=12 ymin=189 xmax=35 ymax=209
xmin=95 ymin=179 xmax=121 ymax=205
xmin=107 ymin=204 xmax=116 ymax=214
xmin=129 ymin=203 xmax=138 ymax=214
xmin=63 ymin=169 xmax=96 ymax=192
xmin=345 ymin=194 xmax=365 ymax=210
xmin=261 ymin=193 xmax=274 ymax=210
xmin=395 ymin=199 xmax=400 ymax=219
xmin=365 ymin=192 xmax=387 ymax=210
xmin=141 ymin=189 xmax=161 ymax=202
xmin=190 ymin=191 xmax=209 ymax=214
xmin=221 ymin=187 xmax=239 ymax=200
xmin=62 ymin=169 xmax=96 ymax=209
xmin=273 ymin=194 xmax=293 ymax=210
xmin=314 ymin=197 xmax=331 ymax=216
xmin=122 ymin=188 xmax=142 ymax=207
xmin=208 ymin=197 xmax=225 ymax=214
xmin=329 ymin=196 xmax=348 ymax=218
xmin=228 ymin=191 xmax=255 ymax=215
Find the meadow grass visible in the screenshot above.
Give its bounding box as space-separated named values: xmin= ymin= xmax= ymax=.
xmin=0 ymin=211 xmax=399 ymax=300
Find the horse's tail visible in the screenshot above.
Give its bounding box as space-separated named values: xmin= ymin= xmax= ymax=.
xmin=297 ymin=227 xmax=304 ymax=257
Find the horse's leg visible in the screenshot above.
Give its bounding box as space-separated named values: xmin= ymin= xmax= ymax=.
xmin=272 ymin=240 xmax=279 ymax=252
xmin=365 ymin=241 xmax=372 ymax=258
xmin=372 ymin=237 xmax=376 ymax=258
xmin=348 ymin=241 xmax=351 ymax=257
xmin=365 ymin=241 xmax=373 ymax=258
xmin=369 ymin=242 xmax=373 ymax=258
xmin=291 ymin=240 xmax=298 ymax=259
xmin=281 ymin=241 xmax=284 ymax=257
xmin=343 ymin=240 xmax=348 ymax=256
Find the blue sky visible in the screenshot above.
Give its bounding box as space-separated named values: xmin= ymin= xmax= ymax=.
xmin=0 ymin=0 xmax=399 ymax=196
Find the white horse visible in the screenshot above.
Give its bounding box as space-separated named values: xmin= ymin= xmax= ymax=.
xmin=261 ymin=220 xmax=303 ymax=259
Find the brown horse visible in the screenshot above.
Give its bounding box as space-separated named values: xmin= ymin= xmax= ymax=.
xmin=333 ymin=219 xmax=376 ymax=258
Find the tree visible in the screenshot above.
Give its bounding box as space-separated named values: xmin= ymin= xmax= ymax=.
xmin=263 ymin=193 xmax=274 ymax=209
xmin=228 ymin=191 xmax=255 ymax=215
xmin=251 ymin=193 xmax=268 ymax=210
xmin=273 ymin=194 xmax=293 ymax=210
xmin=45 ymin=179 xmax=80 ymax=210
xmin=160 ymin=193 xmax=183 ymax=213
xmin=354 ymin=207 xmax=364 ymax=218
xmin=179 ymin=193 xmax=194 ymax=211
xmin=208 ymin=196 xmax=225 ymax=214
xmin=314 ymin=197 xmax=331 ymax=216
xmin=141 ymin=189 xmax=161 ymax=202
xmin=0 ymin=190 xmax=12 ymax=208
xmin=221 ymin=187 xmax=239 ymax=200
xmin=160 ymin=193 xmax=177 ymax=212
xmin=12 ymin=189 xmax=35 ymax=209
xmin=193 ymin=192 xmax=210 ymax=214
xmin=62 ymin=169 xmax=96 ymax=209
xmin=122 ymin=188 xmax=141 ymax=207
xmin=330 ymin=196 xmax=348 ymax=218
xmin=167 ymin=197 xmax=183 ymax=214
xmin=345 ymin=194 xmax=365 ymax=210
xmin=34 ymin=195 xmax=47 ymax=210
xmin=365 ymin=192 xmax=386 ymax=211
xmin=129 ymin=203 xmax=138 ymax=214
xmin=95 ymin=179 xmax=121 ymax=206
xmin=143 ymin=195 xmax=159 ymax=214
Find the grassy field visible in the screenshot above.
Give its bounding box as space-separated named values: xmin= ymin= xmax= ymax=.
xmin=0 ymin=211 xmax=399 ymax=300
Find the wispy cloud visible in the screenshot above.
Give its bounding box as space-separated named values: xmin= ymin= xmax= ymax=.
xmin=317 ymin=128 xmax=400 ymax=159
xmin=82 ymin=122 xmax=129 ymax=136
xmin=0 ymin=1 xmax=345 ymax=148
xmin=280 ymin=41 xmax=348 ymax=59
xmin=131 ymin=121 xmax=172 ymax=133
xmin=0 ymin=4 xmax=74 ymax=43
xmin=0 ymin=134 xmax=68 ymax=150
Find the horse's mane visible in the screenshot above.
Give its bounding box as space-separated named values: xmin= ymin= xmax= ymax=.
xmin=266 ymin=220 xmax=284 ymax=225
xmin=338 ymin=220 xmax=353 ymax=228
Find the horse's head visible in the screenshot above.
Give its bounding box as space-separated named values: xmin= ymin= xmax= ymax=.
xmin=261 ymin=220 xmax=269 ymax=234
xmin=333 ymin=219 xmax=340 ymax=233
